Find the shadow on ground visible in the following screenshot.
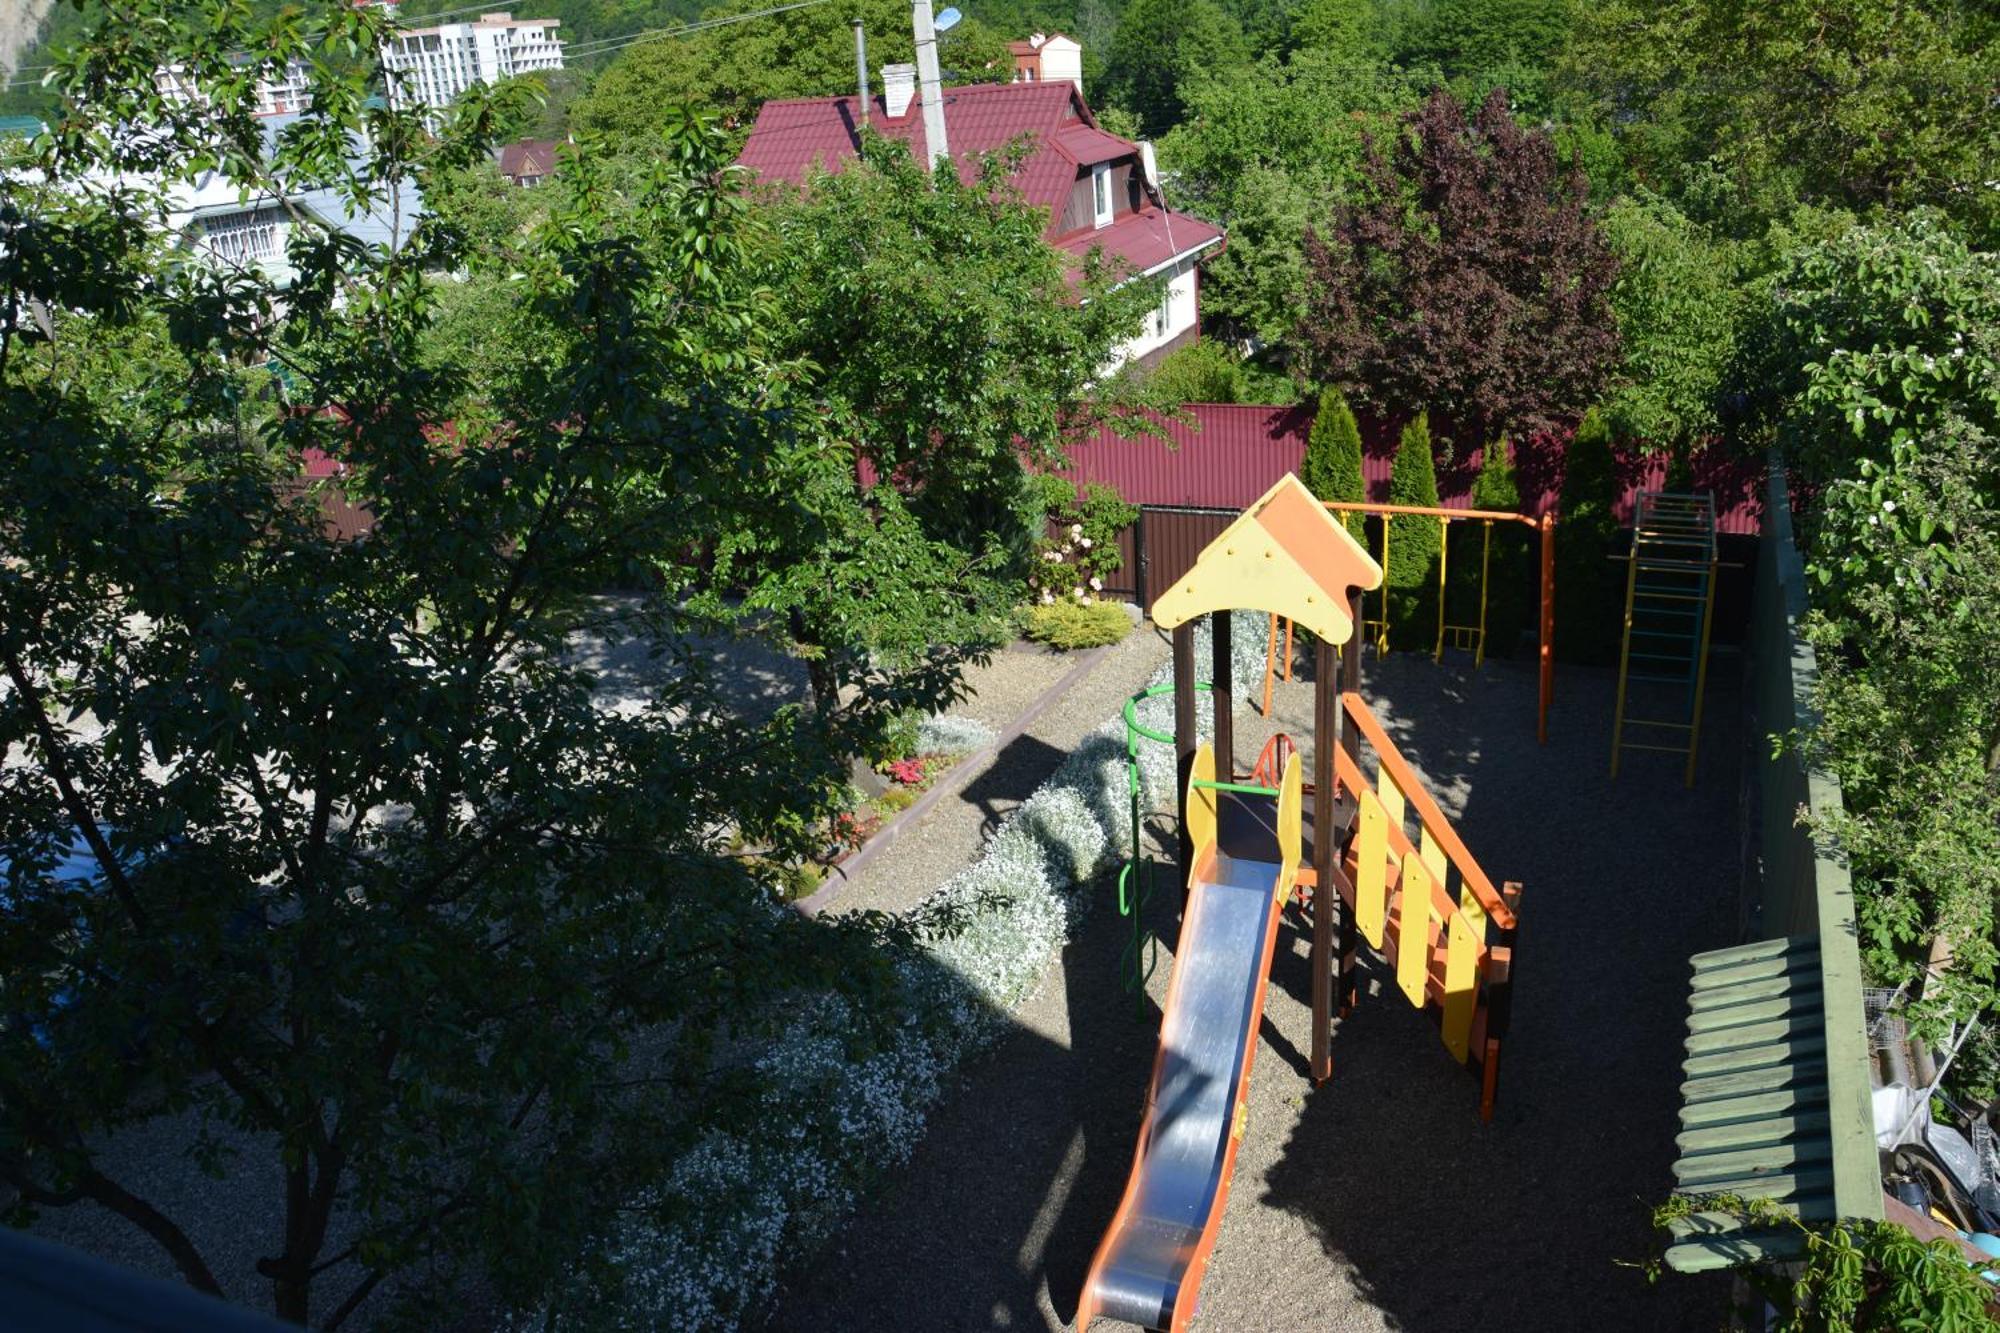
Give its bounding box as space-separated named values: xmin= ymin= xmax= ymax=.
xmin=769 ymin=651 xmax=1742 ymax=1333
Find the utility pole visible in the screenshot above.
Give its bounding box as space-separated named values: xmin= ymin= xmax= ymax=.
xmin=852 ymin=20 xmax=870 ymax=129
xmin=911 ymin=0 xmax=948 ymax=173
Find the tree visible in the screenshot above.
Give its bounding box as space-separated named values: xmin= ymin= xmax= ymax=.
xmin=1757 ymin=211 xmax=2000 ymax=491
xmin=1156 ymin=54 xmax=1424 ymax=346
xmin=1395 ymin=0 xmax=1573 ymax=80
xmin=1473 ymin=435 xmax=1520 ymax=510
xmin=1384 ymin=410 xmax=1440 ymax=639
xmin=1301 ymin=387 xmax=1366 ymax=506
xmin=1553 ymin=407 xmax=1624 ymax=663
xmin=1802 ymin=418 xmax=2000 ymax=1044
xmin=571 ymin=0 xmax=1013 ymax=141
xmin=741 ymin=136 xmax=1156 ymax=708
xmin=1598 ymin=190 xmax=1744 ymax=449
xmin=1099 ymin=0 xmax=1251 ymax=136
xmin=1 ymin=4 xmax=1097 ymax=1324
xmin=1560 ymin=0 xmax=2000 ymax=241
xmin=1300 ymin=87 xmax=1621 ymax=452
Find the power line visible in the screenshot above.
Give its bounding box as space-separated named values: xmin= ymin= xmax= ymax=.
xmin=559 ymin=0 xmax=835 ymax=61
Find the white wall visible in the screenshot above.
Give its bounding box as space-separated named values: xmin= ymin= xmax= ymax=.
xmin=1107 ymin=259 xmax=1198 ymax=369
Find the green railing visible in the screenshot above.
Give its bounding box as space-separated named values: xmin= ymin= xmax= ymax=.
xmin=1749 ymin=458 xmax=1880 ymax=1226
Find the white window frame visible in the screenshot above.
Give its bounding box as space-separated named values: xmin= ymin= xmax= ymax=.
xmin=1091 ymin=163 xmax=1113 ymax=229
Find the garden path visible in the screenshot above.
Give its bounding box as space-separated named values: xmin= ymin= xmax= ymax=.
xmin=819 ymin=626 xmax=1173 ymax=919
xmin=768 ymin=651 xmax=1744 ymax=1332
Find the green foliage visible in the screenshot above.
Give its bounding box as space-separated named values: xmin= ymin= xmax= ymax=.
xmin=1761 ymin=212 xmax=2000 ymax=489
xmin=1473 ymin=435 xmax=1520 ymax=510
xmin=0 ymin=3 xmax=1132 ymax=1321
xmin=1157 ymin=55 xmax=1423 ymax=346
xmin=1032 ymin=478 xmax=1138 ymax=600
xmin=739 ymin=137 xmax=1153 ymax=704
xmin=1022 ymin=599 xmax=1134 ymax=649
xmin=1652 ymin=1194 xmax=2000 ymax=1330
xmin=1801 ymin=418 xmax=2000 ymax=1041
xmin=1100 ymin=0 xmax=1251 ymax=136
xmin=1561 ymin=0 xmax=2000 ymax=241
xmin=1148 ymin=338 xmax=1257 ymax=404
xmin=1599 ymin=191 xmax=1745 ymax=448
xmin=1554 ymin=407 xmax=1626 ymax=663
xmin=1394 ymin=0 xmax=1573 ymax=81
xmin=1384 ymin=411 xmax=1440 ymax=638
xmin=1301 ymin=387 xmax=1366 ymax=504
xmin=572 ymin=0 xmax=1014 ymax=139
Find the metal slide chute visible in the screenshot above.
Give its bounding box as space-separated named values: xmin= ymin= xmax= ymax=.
xmin=1077 ymin=745 xmax=1302 ymax=1333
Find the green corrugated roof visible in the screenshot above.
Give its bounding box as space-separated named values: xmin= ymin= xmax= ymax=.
xmin=1665 ymin=935 xmax=1842 ymax=1272
xmin=0 ymin=116 xmax=45 ymax=138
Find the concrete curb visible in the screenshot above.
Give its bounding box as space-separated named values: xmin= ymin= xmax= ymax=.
xmin=794 ymin=640 xmax=1119 ymax=918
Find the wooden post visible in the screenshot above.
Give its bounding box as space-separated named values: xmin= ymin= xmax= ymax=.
xmin=1212 ymin=609 xmax=1233 ymax=781
xmin=1310 ymin=632 xmax=1338 ymax=1083
xmin=1480 ymin=880 xmax=1524 ymax=1122
xmin=1173 ymin=621 xmax=1197 ymax=894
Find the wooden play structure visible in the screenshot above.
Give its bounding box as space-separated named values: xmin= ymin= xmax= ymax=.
xmin=1262 ymin=501 xmax=1557 ymax=742
xmin=1611 ymin=490 xmax=1720 ymax=786
xmin=1084 ymin=475 xmax=1522 ymax=1333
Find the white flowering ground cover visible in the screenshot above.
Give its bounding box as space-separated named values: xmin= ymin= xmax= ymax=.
xmin=539 ymin=620 xmax=1264 ymax=1330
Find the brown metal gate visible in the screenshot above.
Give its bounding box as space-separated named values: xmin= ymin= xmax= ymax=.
xmin=1134 ymin=505 xmax=1234 ymax=616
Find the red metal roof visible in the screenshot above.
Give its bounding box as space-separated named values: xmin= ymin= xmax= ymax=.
xmin=1054 ymin=124 xmax=1130 ymax=166
xmin=1057 ymin=208 xmax=1224 ymax=276
xmin=497 ymin=138 xmax=558 ymax=180
xmin=737 ymin=82 xmax=1222 ymax=276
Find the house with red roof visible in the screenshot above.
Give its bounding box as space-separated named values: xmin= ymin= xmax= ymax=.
xmin=735 ymin=60 xmax=1224 ymax=371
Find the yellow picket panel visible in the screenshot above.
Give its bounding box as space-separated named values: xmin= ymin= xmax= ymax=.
xmin=1441 ymin=887 xmax=1489 ymax=1064
xmin=1419 ymin=822 xmax=1448 ymax=884
xmin=1356 ymin=790 xmax=1388 ymax=949
xmin=1379 ymin=765 xmax=1407 ymax=836
xmin=1396 ymin=851 xmax=1431 ymax=1007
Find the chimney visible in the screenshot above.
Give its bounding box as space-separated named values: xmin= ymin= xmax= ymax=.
xmin=881 ymin=62 xmax=916 ymax=119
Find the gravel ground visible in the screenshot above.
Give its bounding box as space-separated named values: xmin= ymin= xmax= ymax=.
xmin=768 ymin=648 xmax=1744 ymax=1332
xmin=823 ymin=624 xmax=1173 ymax=919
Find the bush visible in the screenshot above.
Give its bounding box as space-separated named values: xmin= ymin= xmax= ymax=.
xmin=1301 ymin=387 xmax=1367 ymax=507
xmin=1030 ymin=480 xmax=1138 ymax=603
xmin=1148 ymin=338 xmax=1250 ymax=403
xmin=1555 ymin=408 xmax=1625 ymax=664
xmin=1022 ymin=601 xmax=1133 ymax=650
xmin=915 ymin=714 xmax=996 ymax=756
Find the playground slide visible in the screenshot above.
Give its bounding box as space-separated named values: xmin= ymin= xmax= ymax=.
xmin=1078 ymin=751 xmax=1302 ymax=1333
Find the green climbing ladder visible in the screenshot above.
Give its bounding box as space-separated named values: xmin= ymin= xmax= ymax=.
xmin=1611 ymin=491 xmax=1719 ymax=787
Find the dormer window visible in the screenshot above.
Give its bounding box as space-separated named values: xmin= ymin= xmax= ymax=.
xmin=1092 ymin=164 xmax=1113 ymax=229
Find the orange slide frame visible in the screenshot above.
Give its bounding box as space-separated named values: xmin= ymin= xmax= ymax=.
xmin=1076 ymin=747 xmax=1301 ymax=1333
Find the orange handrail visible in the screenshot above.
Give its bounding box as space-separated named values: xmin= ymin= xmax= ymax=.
xmin=1332 ymin=746 xmax=1491 ymax=958
xmin=1340 ymin=691 xmax=1516 ymax=929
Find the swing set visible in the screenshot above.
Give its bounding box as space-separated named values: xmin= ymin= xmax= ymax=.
xmin=1260 ymin=501 xmax=1558 ymax=742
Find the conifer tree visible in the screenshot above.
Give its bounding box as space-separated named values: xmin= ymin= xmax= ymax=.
xmin=1386 ymin=411 xmax=1440 ymax=641
xmin=1473 ymin=435 xmax=1521 ymax=511
xmin=1301 ymin=387 xmax=1367 ymax=518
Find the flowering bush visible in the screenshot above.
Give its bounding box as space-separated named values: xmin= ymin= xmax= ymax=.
xmin=531 ymin=621 xmax=1259 ymax=1330
xmin=1027 ymin=479 xmax=1137 ymax=605
xmin=882 ymin=757 xmax=930 ymax=787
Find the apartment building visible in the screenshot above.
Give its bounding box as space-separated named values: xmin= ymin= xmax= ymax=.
xmin=381 ymin=12 xmax=563 ymax=113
